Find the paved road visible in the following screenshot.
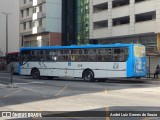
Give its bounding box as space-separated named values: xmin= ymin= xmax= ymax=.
xmin=0 ymin=73 xmax=160 ymax=120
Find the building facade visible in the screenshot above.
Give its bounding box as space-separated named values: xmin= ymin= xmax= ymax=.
xmin=0 ymin=0 xmax=19 ymax=56
xmin=77 ymin=0 xmax=90 ymax=45
xmin=20 ymin=0 xmax=62 ymax=47
xmin=62 ymin=0 xmax=77 ymax=45
xmin=90 ymin=0 xmax=160 ymax=73
xmin=62 ymin=0 xmax=90 ymax=45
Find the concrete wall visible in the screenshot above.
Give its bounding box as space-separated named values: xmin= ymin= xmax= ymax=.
xmin=0 ymin=0 xmax=19 ymax=55
xmin=90 ymin=0 xmax=160 ymax=39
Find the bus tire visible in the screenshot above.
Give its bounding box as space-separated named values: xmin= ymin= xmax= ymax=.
xmin=82 ymin=69 xmax=95 ymax=82
xmin=31 ymin=69 xmax=40 ymax=79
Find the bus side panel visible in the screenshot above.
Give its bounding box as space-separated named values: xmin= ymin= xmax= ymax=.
xmin=21 ymin=67 xmax=31 ymax=75
xmin=38 ymin=62 xmax=74 ymax=77
xmin=20 ymin=62 xmax=127 ymax=78
xmin=73 ymin=62 xmax=126 ymax=78
xmin=104 ymin=62 xmax=126 ymax=78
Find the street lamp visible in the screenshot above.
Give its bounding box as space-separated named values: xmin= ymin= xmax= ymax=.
xmin=1 ymin=12 xmax=12 ymax=55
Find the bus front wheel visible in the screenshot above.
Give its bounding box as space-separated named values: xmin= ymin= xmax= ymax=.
xmin=31 ymin=69 xmax=40 ymax=79
xmin=83 ymin=69 xmax=95 ymax=82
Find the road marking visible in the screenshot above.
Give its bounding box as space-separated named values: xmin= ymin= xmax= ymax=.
xmin=0 ymin=84 xmax=3 ymax=88
xmin=30 ymin=82 xmax=44 ymax=84
xmin=54 ymin=85 xmax=68 ymax=97
xmin=106 ymin=107 xmax=110 ymax=120
xmin=105 ymin=89 xmax=108 ymax=93
xmin=2 ymin=89 xmax=22 ymax=99
xmin=15 ymin=83 xmax=30 ymax=85
xmin=19 ymin=87 xmax=47 ymax=94
xmin=15 ymin=82 xmax=44 ymax=85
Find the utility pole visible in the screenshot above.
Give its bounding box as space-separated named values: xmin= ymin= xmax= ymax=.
xmin=1 ymin=12 xmax=12 ymax=55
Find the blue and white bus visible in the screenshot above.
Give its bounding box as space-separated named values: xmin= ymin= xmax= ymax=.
xmin=19 ymin=44 xmax=146 ymax=81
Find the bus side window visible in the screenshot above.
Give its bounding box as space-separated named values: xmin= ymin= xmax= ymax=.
xmin=113 ymin=48 xmax=120 ymax=61
xmin=112 ymin=47 xmax=129 ymax=62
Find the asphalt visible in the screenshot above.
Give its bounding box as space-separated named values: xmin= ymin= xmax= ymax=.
xmin=0 ymin=73 xmax=160 ymax=120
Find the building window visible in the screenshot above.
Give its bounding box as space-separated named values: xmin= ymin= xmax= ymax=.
xmin=33 ymin=20 xmax=38 ymax=27
xmin=21 ymin=10 xmax=24 ymax=18
xmin=24 ymin=0 xmax=26 ymax=4
xmin=33 ymin=7 xmax=36 ymax=13
xmin=23 ymin=22 xmax=26 ymax=30
xmin=27 ymin=8 xmax=29 ymax=16
xmin=93 ymin=2 xmax=108 ymax=13
xmin=113 ymin=16 xmax=130 ymax=26
xmin=93 ymin=20 xmax=108 ymax=29
xmin=39 ymin=5 xmax=42 ymax=12
xmin=39 ymin=19 xmax=42 ymax=26
xmin=33 ymin=6 xmax=38 ymax=13
xmin=135 ymin=11 xmax=156 ymax=23
xmin=33 ymin=6 xmax=40 ymax=13
xmin=112 ymin=0 xmax=129 ymax=8
xmin=29 ymin=21 xmax=32 ymax=29
xmin=135 ymin=0 xmax=146 ymax=3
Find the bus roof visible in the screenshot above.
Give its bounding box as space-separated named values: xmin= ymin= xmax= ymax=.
xmin=20 ymin=43 xmax=143 ymax=51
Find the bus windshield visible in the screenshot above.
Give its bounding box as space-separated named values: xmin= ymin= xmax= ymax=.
xmin=134 ymin=45 xmax=145 ymax=58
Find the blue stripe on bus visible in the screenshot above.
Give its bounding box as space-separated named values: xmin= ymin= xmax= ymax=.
xmin=20 ymin=44 xmax=136 ymax=51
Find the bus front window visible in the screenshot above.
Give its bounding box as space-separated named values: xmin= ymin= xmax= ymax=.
xmin=20 ymin=51 xmax=30 ymax=65
xmin=134 ymin=46 xmax=146 ymax=58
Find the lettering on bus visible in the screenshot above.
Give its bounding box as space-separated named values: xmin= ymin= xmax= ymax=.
xmin=113 ymin=63 xmax=119 ymax=70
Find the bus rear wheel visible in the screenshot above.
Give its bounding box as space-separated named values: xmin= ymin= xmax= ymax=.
xmin=31 ymin=69 xmax=40 ymax=79
xmin=83 ymin=70 xmax=95 ymax=82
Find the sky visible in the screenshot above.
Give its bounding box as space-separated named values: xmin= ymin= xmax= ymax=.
xmin=0 ymin=0 xmax=19 ymax=55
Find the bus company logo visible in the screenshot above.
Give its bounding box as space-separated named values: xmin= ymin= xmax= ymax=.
xmin=2 ymin=112 xmax=11 ymax=118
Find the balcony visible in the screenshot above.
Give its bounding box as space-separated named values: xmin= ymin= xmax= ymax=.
xmin=92 ymin=0 xmax=108 ymax=6
xmin=112 ymin=5 xmax=130 ymax=19
xmin=135 ymin=20 xmax=155 ymax=34
xmin=20 ymin=3 xmax=32 ymax=10
xmin=92 ymin=28 xmax=108 ymax=39
xmin=93 ymin=10 xmax=108 ymax=22
xmin=135 ymin=0 xmax=155 ymax=14
xmin=112 ymin=24 xmax=130 ymax=37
